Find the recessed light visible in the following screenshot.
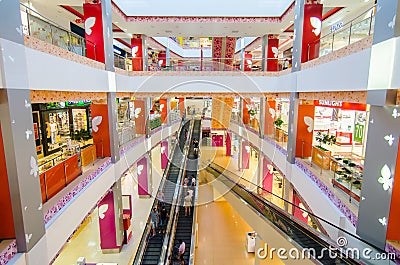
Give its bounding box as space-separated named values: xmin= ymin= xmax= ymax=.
xmin=115 ymin=22 xmax=119 ymax=24
xmin=289 ymin=20 xmax=293 ymax=23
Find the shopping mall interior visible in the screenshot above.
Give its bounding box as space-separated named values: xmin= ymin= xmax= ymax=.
xmin=0 ymin=0 xmax=400 ymax=264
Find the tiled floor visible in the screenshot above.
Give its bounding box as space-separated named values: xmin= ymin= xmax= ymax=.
xmin=194 ymin=178 xmax=283 ymax=265
xmin=52 ymin=146 xmax=163 ymax=265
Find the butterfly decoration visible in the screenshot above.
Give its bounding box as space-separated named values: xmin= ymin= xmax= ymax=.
xmin=38 ymin=203 xmax=42 ymax=211
xmin=378 ymin=217 xmax=387 ymax=226
xmin=98 ymin=204 xmax=109 ymax=219
xmin=271 ymin=47 xmax=279 ymax=58
xmin=25 ymin=129 xmax=33 ymax=140
xmin=25 ymin=233 xmax=32 ymax=244
xmin=159 ymin=104 xmax=165 ymax=112
xmin=269 ymin=108 xmax=276 ymax=119
xmin=92 ymin=116 xmax=103 ymax=133
xmin=30 ymin=156 xmax=39 ymax=178
xmin=266 ymin=164 xmax=274 ymax=174
xmin=131 ymin=46 xmax=139 ymax=56
xmin=134 ymin=108 xmax=142 ymax=119
xmin=137 ymin=164 xmax=144 ymax=175
xmin=245 ymin=145 xmax=250 ymax=153
xmin=310 ymin=17 xmax=322 ymax=36
xmin=246 ymin=59 xmax=252 ymax=65
xmin=392 ymin=108 xmax=400 ymax=119
xmin=378 ymin=164 xmax=393 ymax=191
xmin=384 ymin=134 xmax=395 ymax=146
xmin=16 ymin=26 xmax=23 ymax=36
xmin=388 ymin=15 xmax=396 ymax=29
xmin=161 ymin=146 xmax=166 ymax=154
xmin=299 ymin=203 xmax=308 ymax=219
xmin=85 ymin=17 xmax=96 ymax=35
xmin=25 ymin=99 xmax=31 ymax=109
xmin=158 ymin=60 xmax=164 ymax=67
xmin=304 ymin=116 xmax=314 ymax=133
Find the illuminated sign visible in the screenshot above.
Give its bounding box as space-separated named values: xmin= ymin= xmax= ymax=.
xmin=318 ymin=100 xmax=343 ymax=107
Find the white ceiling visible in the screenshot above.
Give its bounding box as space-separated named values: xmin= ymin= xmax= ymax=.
xmin=113 ymin=0 xmax=294 ymax=17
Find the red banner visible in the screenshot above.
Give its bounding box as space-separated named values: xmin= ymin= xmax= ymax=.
xmin=241 ymin=141 xmax=250 ymax=169
xmin=98 ymin=191 xmax=120 ymax=249
xmin=137 ymin=157 xmax=149 ymax=196
xmin=83 ymin=3 xmax=105 ymax=63
xmin=242 ymin=98 xmax=251 ymax=125
xmin=131 ymin=35 xmax=143 ymax=71
xmin=158 ymin=52 xmax=167 ymax=67
xmin=159 ymin=98 xmax=168 ymax=124
xmin=262 ymin=157 xmax=273 ymax=193
xmin=161 ymin=141 xmax=168 ymax=169
xmin=264 ymin=100 xmax=276 ymax=135
xmin=244 ymin=52 xmax=252 ymax=71
xmin=293 ymin=193 xmax=309 ymax=224
xmin=267 ymin=36 xmax=279 ymax=72
xmin=302 ymin=4 xmax=323 ymax=63
xmin=90 ymin=104 xmax=110 ymax=157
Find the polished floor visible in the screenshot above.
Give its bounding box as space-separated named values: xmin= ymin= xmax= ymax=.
xmin=53 ymin=146 xmax=163 ymax=265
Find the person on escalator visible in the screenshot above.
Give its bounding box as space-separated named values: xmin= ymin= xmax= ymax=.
xmin=159 ymin=206 xmax=168 ymax=234
xmin=183 ymin=191 xmax=192 ymax=216
xmin=178 ymin=239 xmax=186 ymax=264
xmin=150 ymin=207 xmax=159 ymax=237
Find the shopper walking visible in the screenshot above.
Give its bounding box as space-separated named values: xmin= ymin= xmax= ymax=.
xmin=159 ymin=206 xmax=168 ymax=234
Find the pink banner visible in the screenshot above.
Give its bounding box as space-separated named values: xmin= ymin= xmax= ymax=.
xmin=293 ymin=193 xmax=309 ymax=224
xmin=98 ymin=191 xmax=118 ymax=249
xmin=262 ymin=157 xmax=273 ymax=193
xmin=226 ymin=132 xmax=231 ymax=156
xmin=83 ymin=3 xmax=105 ymax=63
xmin=161 ymin=141 xmax=168 ymax=169
xmin=137 ymin=157 xmax=149 ymax=196
xmin=241 ymin=141 xmax=250 ymax=169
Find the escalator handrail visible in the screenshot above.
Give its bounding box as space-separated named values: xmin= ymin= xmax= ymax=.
xmin=132 ymin=119 xmax=186 ymax=265
xmin=188 ymin=119 xmax=202 ymax=265
xmin=160 ymin=118 xmax=195 ymax=265
xmin=206 ymin=163 xmax=396 ymax=264
xmin=205 ymin=164 xmax=358 ymax=264
xmin=208 ymin=162 xmax=389 ymax=255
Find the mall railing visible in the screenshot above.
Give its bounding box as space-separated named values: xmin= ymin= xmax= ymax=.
xmin=307 ymin=5 xmax=375 ymax=61
xmin=114 ymin=57 xmax=292 ymax=72
xmin=132 ymin=119 xmax=186 ymax=265
xmin=300 ymin=139 xmax=363 ymax=204
xmin=20 ymin=3 xmax=96 ymax=58
xmin=206 ymin=162 xmax=397 ymax=264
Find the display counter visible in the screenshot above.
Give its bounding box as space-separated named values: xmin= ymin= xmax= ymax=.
xmin=81 ymin=144 xmax=96 ymax=167
xmin=331 ymin=157 xmax=362 ymax=202
xmin=311 ymin=146 xmax=331 ymax=170
xmin=39 ymin=153 xmax=82 ymax=203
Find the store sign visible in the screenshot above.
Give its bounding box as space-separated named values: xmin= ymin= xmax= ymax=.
xmin=330 ymin=22 xmax=344 ymax=33
xmin=66 ymin=100 xmax=91 ymax=106
xmin=354 ymin=123 xmax=364 ymax=143
xmin=317 ymin=100 xmax=343 ymax=107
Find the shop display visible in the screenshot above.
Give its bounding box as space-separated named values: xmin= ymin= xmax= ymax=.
xmin=331 ymin=156 xmax=363 ymax=202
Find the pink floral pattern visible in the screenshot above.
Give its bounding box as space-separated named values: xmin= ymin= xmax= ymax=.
xmin=112 ymin=2 xmax=294 ymax=23
xmin=0 ymin=240 xmax=17 ymax=265
xmin=44 ymin=158 xmax=112 ymax=224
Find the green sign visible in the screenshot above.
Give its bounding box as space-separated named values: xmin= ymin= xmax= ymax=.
xmin=354 ymin=124 xmax=364 ymax=143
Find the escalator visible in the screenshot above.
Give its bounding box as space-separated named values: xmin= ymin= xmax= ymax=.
xmin=204 ymin=163 xmax=389 ymax=265
xmin=138 ymin=120 xmax=191 ymax=265
xmin=170 ymin=119 xmax=201 ymax=264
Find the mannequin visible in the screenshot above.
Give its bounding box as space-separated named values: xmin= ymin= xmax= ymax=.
xmin=50 ymin=120 xmax=58 ymax=144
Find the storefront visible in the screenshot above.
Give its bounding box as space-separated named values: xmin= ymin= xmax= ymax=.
xmin=32 ymin=100 xmax=95 ymax=203
xmin=311 ymin=100 xmax=368 ymax=203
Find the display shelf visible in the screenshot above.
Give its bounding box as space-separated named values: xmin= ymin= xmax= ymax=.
xmin=331 ymin=156 xmax=363 ymax=202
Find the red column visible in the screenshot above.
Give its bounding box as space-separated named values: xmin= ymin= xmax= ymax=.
xmin=90 ymin=104 xmax=111 ymax=157
xmin=83 ymin=3 xmax=105 ymax=63
xmin=241 ymin=141 xmax=250 ymax=169
xmin=302 ymin=3 xmax=323 ymax=62
xmin=158 ymin=52 xmax=166 ymax=67
xmin=387 ymin=142 xmax=400 ymax=241
xmin=242 ymin=98 xmax=251 ymax=125
xmin=133 ymin=100 xmax=146 ymax=135
xmin=296 ymin=103 xmax=315 ymax=157
xmin=159 ymin=98 xmax=168 ymax=124
xmin=244 ymin=52 xmax=252 ymax=71
xmin=0 ymin=125 xmax=15 ymax=239
xmin=264 ymin=99 xmax=276 ymax=135
xmin=226 ymin=132 xmax=231 ymax=156
xmin=267 ymin=35 xmax=279 ymax=71
xmin=179 ymin=98 xmax=185 ymax=116
xmin=131 ymin=35 xmax=143 ymax=71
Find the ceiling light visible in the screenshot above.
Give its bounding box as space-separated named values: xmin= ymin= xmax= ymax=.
xmin=115 ymin=22 xmax=119 ymax=24
xmin=289 ymin=20 xmax=293 ymax=23
xmin=281 ymin=28 xmax=284 ymax=31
